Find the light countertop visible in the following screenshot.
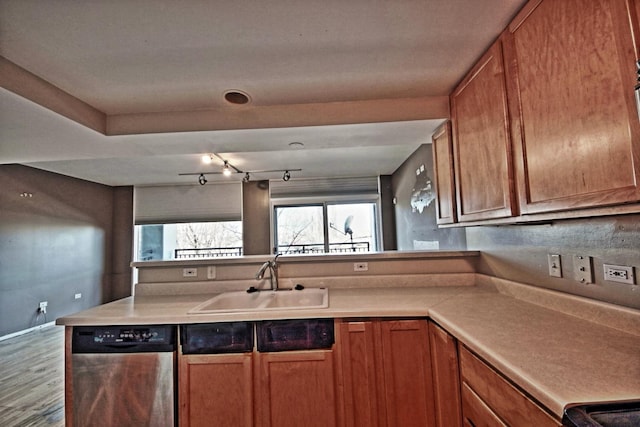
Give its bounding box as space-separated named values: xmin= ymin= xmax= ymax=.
xmin=56 ymin=275 xmax=640 ymax=420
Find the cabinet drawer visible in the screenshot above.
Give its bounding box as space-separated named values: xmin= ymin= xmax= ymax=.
xmin=459 ymin=345 xmax=559 ymax=427
xmin=461 ymin=382 xmax=506 ymax=427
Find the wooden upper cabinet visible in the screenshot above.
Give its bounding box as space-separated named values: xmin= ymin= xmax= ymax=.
xmin=504 ymin=0 xmax=640 ymax=214
xmin=432 ymin=121 xmax=457 ymax=224
xmin=451 ymin=40 xmax=517 ymax=222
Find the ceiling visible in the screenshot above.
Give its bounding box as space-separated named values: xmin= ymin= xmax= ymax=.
xmin=0 ymin=0 xmax=526 ymax=186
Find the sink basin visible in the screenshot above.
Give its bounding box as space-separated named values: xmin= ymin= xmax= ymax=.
xmin=188 ymin=288 xmax=329 ymax=314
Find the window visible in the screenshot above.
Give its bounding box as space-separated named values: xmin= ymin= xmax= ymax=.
xmin=274 ymin=201 xmax=379 ymax=254
xmin=133 ymin=183 xmax=243 ymax=260
xmin=135 ymin=221 xmax=242 ymax=261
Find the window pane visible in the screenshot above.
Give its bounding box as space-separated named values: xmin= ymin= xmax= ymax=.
xmin=135 ymin=221 xmax=242 ymax=260
xmin=275 ymin=206 xmax=324 ymax=254
xmin=328 ymin=203 xmax=377 ymax=253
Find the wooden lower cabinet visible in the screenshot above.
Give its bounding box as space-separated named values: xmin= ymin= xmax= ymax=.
xmin=458 ymin=345 xmax=560 ymax=427
xmin=339 ymin=320 xmax=382 ymax=427
xmin=255 ymin=349 xmax=338 ymax=427
xmin=339 ymin=319 xmax=436 ymax=427
xmin=179 ymin=353 xmax=254 ymax=427
xmin=429 ymin=322 xmax=463 ymax=427
xmin=178 ymin=320 xmax=563 ymax=427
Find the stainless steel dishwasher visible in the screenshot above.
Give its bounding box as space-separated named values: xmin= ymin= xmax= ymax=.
xmin=71 ymin=325 xmax=176 ymax=427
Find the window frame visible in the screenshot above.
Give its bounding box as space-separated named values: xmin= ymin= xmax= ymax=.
xmin=271 ymin=194 xmax=382 ymax=255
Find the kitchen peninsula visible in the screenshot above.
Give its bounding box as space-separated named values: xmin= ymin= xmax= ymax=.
xmin=57 ymin=251 xmax=640 ymax=426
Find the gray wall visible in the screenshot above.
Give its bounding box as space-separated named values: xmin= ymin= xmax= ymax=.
xmin=379 ymin=175 xmax=397 ymax=250
xmin=391 ymin=144 xmax=467 ymax=250
xmin=391 ymin=145 xmax=639 ymax=310
xmin=467 ymin=216 xmax=640 ymax=309
xmin=242 ymin=180 xmax=271 ymax=255
xmin=0 ymin=165 xmax=133 ymax=336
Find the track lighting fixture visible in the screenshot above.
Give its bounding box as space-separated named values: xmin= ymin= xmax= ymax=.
xmin=180 ymin=153 xmax=301 ymax=185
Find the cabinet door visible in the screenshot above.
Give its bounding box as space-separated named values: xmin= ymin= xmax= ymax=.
xmin=451 ymin=40 xmax=517 ymax=222
xmin=379 ymin=320 xmax=436 ymax=427
xmin=428 ymin=322 xmax=462 ymax=427
xmin=339 ymin=321 xmax=384 ymax=427
xmin=432 ymin=121 xmax=457 ymax=224
xmin=255 ymin=350 xmax=338 ymax=427
xmin=179 ymin=353 xmax=253 ymax=427
xmin=504 ymin=0 xmax=640 ymax=214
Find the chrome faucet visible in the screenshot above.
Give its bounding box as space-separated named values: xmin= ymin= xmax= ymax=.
xmin=255 ymin=255 xmax=280 ymax=291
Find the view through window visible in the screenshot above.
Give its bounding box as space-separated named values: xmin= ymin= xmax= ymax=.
xmin=135 ymin=221 xmax=243 ymax=261
xmin=274 ymin=202 xmax=378 ymax=254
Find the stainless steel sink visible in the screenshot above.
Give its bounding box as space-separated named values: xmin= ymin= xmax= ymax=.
xmin=188 ymin=288 xmax=328 ymax=314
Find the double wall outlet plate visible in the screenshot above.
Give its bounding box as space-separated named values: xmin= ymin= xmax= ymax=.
xmin=353 ymin=262 xmax=368 ymax=272
xmin=603 ymin=264 xmax=635 ymax=285
xmin=183 ymin=268 xmax=198 ymax=278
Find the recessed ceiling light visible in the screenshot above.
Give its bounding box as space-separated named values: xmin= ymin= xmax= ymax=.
xmin=224 ymin=90 xmax=251 ymax=105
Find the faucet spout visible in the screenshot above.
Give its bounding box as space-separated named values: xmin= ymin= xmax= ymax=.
xmin=255 ymin=261 xmax=271 ymax=280
xmin=254 ymin=255 xmax=280 ymax=291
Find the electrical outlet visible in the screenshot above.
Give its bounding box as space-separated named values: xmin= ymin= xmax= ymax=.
xmin=354 ymin=262 xmax=368 ymax=272
xmin=573 ymin=255 xmax=593 ymax=284
xmin=74 ymin=293 xmax=82 ymax=300
xmin=603 ymin=264 xmax=635 ymax=285
xmin=548 ymin=254 xmax=562 ymax=278
xmin=183 ymin=268 xmax=198 ymax=277
xmin=38 ymin=301 xmax=48 ymax=314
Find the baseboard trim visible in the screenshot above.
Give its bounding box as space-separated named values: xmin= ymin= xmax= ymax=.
xmin=0 ymin=321 xmax=57 ymax=342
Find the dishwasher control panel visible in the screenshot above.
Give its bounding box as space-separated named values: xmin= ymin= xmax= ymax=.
xmin=91 ymin=326 xmax=167 ymax=343
xmin=72 ymin=325 xmax=176 ymax=353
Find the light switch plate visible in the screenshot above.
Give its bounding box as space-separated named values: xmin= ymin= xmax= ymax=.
xmin=573 ymin=255 xmax=593 ymax=284
xmin=548 ymin=254 xmax=562 ymax=278
xmin=207 ymin=266 xmax=216 ymax=279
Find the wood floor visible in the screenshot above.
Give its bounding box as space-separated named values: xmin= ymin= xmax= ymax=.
xmin=0 ymin=326 xmax=65 ymax=426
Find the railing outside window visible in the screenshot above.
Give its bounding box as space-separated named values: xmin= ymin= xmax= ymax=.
xmin=174 ymin=242 xmax=370 ymax=259
xmin=174 ymin=247 xmax=243 ymax=259
xmin=276 ymin=241 xmax=370 ymax=255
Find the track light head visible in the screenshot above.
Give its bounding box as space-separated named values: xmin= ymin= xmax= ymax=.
xmin=198 ymin=173 xmax=207 ymax=185
xmin=283 ymin=170 xmax=291 ymax=181
xmin=243 ymin=172 xmax=251 ymax=182
xmin=222 ymin=161 xmax=232 ymax=176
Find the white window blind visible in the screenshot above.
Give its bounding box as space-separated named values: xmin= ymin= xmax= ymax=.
xmin=270 ymin=176 xmax=379 ymax=199
xmin=134 ymin=183 xmax=242 ymax=224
